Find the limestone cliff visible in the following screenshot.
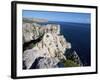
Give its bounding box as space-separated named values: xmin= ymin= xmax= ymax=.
xmin=23 ymin=18 xmax=82 ymax=69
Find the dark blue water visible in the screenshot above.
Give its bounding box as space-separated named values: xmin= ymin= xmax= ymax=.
xmin=59 ymin=22 xmax=91 ymax=66
xmin=38 ymin=21 xmax=91 ymax=66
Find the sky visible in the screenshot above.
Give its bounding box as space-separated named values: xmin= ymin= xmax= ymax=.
xmin=22 ymin=10 xmax=91 ymax=24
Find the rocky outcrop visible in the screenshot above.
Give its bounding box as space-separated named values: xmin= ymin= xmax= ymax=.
xmin=64 ymin=49 xmax=83 ymax=66
xmin=23 ymin=23 xmax=61 ymax=43
xmin=23 ymin=18 xmax=82 ymax=69
xmin=23 ymin=23 xmax=43 ymax=43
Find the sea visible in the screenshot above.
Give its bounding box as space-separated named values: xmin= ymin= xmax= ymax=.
xmin=39 ymin=21 xmax=91 ymax=66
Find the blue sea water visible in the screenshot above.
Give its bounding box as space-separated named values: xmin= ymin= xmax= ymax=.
xmin=39 ymin=21 xmax=91 ymax=66
xmin=59 ymin=22 xmax=91 ymax=66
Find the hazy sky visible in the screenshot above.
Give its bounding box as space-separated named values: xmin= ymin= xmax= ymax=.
xmin=22 ymin=10 xmax=91 ymax=24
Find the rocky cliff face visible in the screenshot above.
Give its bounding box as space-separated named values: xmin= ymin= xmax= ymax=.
xmin=23 ymin=18 xmax=82 ymax=69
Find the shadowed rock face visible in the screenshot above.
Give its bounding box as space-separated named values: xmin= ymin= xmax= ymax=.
xmin=23 ymin=18 xmax=82 ymax=69
xmin=64 ymin=49 xmax=83 ymax=66
xmin=35 ymin=57 xmax=59 ymax=69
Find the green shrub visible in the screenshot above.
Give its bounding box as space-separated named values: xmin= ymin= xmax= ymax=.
xmin=63 ymin=60 xmax=80 ymax=67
